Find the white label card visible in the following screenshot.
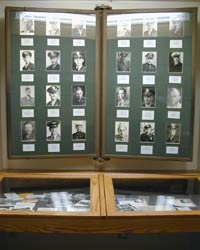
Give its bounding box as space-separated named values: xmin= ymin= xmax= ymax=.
xmin=169 ymin=76 xmax=182 ymax=84
xmin=73 ymin=143 xmax=85 ymax=151
xmin=73 ymin=74 xmax=85 ymax=82
xmin=37 ymin=207 xmax=58 ymax=211
xmin=117 ymin=110 xmax=129 ymax=118
xmin=143 ymin=40 xmax=156 ymax=48
xmin=73 ymin=39 xmax=85 ymax=47
xmin=14 ymin=202 xmax=35 ymax=210
xmin=142 ymin=110 xmax=155 ymax=120
xmin=143 ymin=75 xmax=155 ymax=85
xmin=48 ymin=144 xmax=60 ymax=152
xmin=21 ymin=38 xmax=34 ymax=46
xmin=73 ymin=109 xmax=85 ymax=117
xmin=22 ymin=109 xmax=34 ymax=118
xmin=167 ymin=111 xmax=180 ymax=119
xmin=117 ymin=75 xmax=129 ymax=84
xmin=4 ymin=193 xmax=21 ymax=200
xmin=116 ymin=144 xmax=128 ymax=152
xmin=140 ymin=145 xmax=153 ymax=155
xmin=21 ymin=74 xmax=34 ymax=82
xmin=47 ymin=39 xmax=60 ymax=46
xmin=118 ymin=40 xmax=130 ymax=48
xmin=170 ymin=40 xmax=183 ymax=48
xmin=47 ymin=109 xmax=60 ymax=117
xmin=22 ymin=144 xmax=35 ymax=152
xmin=47 ymin=74 xmax=60 ymax=83
xmin=166 ymin=146 xmax=179 ymax=154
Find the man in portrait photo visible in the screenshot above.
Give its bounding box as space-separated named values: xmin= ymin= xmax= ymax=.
xmin=72 ymin=51 xmax=86 ymax=72
xmin=72 ymin=121 xmax=86 ymax=140
xmin=46 ymin=51 xmax=60 ymax=70
xmin=141 ymin=87 xmax=155 ymax=108
xmin=20 ymin=15 xmax=34 ymax=35
xmin=142 ymin=52 xmax=157 ymax=72
xmin=46 ymin=18 xmax=60 ymax=36
xmin=115 ymin=122 xmax=129 ymax=142
xmin=166 ymin=123 xmax=180 ymax=144
xmin=140 ymin=123 xmax=155 ymax=142
xmin=117 ymin=20 xmax=131 ymax=37
xmin=143 ymin=18 xmax=157 ymax=37
xmin=21 ymin=50 xmax=35 ymax=71
xmin=72 ymin=86 xmax=86 ymax=106
xmin=46 ymin=86 xmax=61 ymax=106
xmin=169 ymin=18 xmax=184 ymax=37
xmin=116 ymin=51 xmax=131 ymax=72
xmin=46 ymin=120 xmax=61 ymax=141
xmin=72 ymin=18 xmax=86 ymax=37
xmin=169 ymin=52 xmax=183 ymax=73
xmin=167 ymin=87 xmax=182 ymax=109
xmin=21 ymin=120 xmax=35 ymax=142
xmin=116 ymin=87 xmax=130 ymax=107
xmin=20 ymin=86 xmax=35 ymax=106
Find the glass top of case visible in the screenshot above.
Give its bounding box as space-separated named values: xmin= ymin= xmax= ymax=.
xmin=0 ymin=178 xmax=90 ymax=212
xmin=114 ymin=178 xmax=200 ymax=212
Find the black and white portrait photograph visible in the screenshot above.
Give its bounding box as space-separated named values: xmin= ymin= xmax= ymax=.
xmin=116 ymin=51 xmax=131 ymax=72
xmin=115 ymin=87 xmax=130 ymax=107
xmin=72 ymin=86 xmax=86 ymax=106
xmin=46 ymin=18 xmax=60 ymax=36
xmin=72 ymin=51 xmax=86 ymax=72
xmin=20 ymin=85 xmax=35 ymax=106
xmin=166 ymin=123 xmax=181 ymax=144
xmin=169 ymin=52 xmax=183 ymax=73
xmin=115 ymin=121 xmax=129 ymax=142
xmin=117 ymin=19 xmax=131 ymax=37
xmin=21 ymin=120 xmax=35 ymax=142
xmin=167 ymin=87 xmax=182 ymax=109
xmin=46 ymin=85 xmax=61 ymax=106
xmin=20 ymin=50 xmax=35 ymax=71
xmin=46 ymin=50 xmax=61 ymax=71
xmin=46 ymin=120 xmax=61 ymax=141
xmin=141 ymin=87 xmax=156 ymax=108
xmin=143 ymin=17 xmax=157 ymax=37
xmin=72 ymin=17 xmax=86 ymax=37
xmin=20 ymin=14 xmax=34 ymax=35
xmin=169 ymin=17 xmax=184 ymax=37
xmin=140 ymin=122 xmax=155 ymax=143
xmin=142 ymin=51 xmax=157 ymax=73
xmin=72 ymin=120 xmax=86 ymax=141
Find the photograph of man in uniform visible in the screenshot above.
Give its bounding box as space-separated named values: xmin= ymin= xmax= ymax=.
xmin=72 ymin=18 xmax=86 ymax=37
xmin=142 ymin=52 xmax=157 ymax=73
xmin=143 ymin=18 xmax=157 ymax=37
xmin=115 ymin=122 xmax=129 ymax=142
xmin=21 ymin=120 xmax=35 ymax=142
xmin=116 ymin=51 xmax=131 ymax=72
xmin=169 ymin=52 xmax=183 ymax=73
xmin=140 ymin=122 xmax=155 ymax=142
xmin=166 ymin=123 xmax=180 ymax=144
xmin=72 ymin=86 xmax=86 ymax=106
xmin=72 ymin=51 xmax=86 ymax=72
xmin=72 ymin=121 xmax=86 ymax=141
xmin=21 ymin=50 xmax=35 ymax=71
xmin=46 ymin=85 xmax=61 ymax=106
xmin=141 ymin=87 xmax=155 ymax=108
xmin=167 ymin=87 xmax=182 ymax=109
xmin=20 ymin=86 xmax=35 ymax=106
xmin=46 ymin=121 xmax=61 ymax=141
xmin=169 ymin=18 xmax=184 ymax=37
xmin=46 ymin=51 xmax=60 ymax=71
xmin=20 ymin=15 xmax=34 ymax=35
xmin=115 ymin=87 xmax=130 ymax=107
xmin=46 ymin=18 xmax=60 ymax=36
xmin=117 ymin=20 xmax=131 ymax=37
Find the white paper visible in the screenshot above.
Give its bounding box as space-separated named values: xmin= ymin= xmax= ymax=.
xmin=21 ymin=38 xmax=34 ymax=46
xmin=167 ymin=198 xmax=196 ymax=208
xmin=47 ymin=109 xmax=60 ymax=117
xmin=21 ymin=74 xmax=34 ymax=82
xmin=117 ymin=110 xmax=129 ymax=118
xmin=118 ymin=40 xmax=130 ymax=47
xmin=143 ymin=75 xmax=155 ymax=85
xmin=140 ymin=145 xmax=153 ymax=155
xmin=170 ymin=40 xmax=183 ymax=48
xmin=4 ymin=193 xmax=21 ymax=201
xmin=73 ymin=74 xmax=85 ymax=82
xmin=116 ymin=144 xmax=128 ymax=152
xmin=22 ymin=144 xmax=35 ymax=152
xmin=14 ymin=202 xmax=35 ymax=210
xmin=47 ymin=74 xmax=60 ymax=83
xmin=73 ymin=39 xmax=85 ymax=47
xmin=26 ymin=194 xmax=46 ymax=199
xmin=73 ymin=143 xmax=85 ymax=151
xmin=117 ymin=75 xmax=129 ymax=84
xmin=176 ymin=207 xmax=191 ymax=211
xmin=47 ymin=38 xmax=60 ymax=46
xmin=73 ymin=109 xmax=85 ymax=116
xmin=143 ymin=40 xmax=156 ymax=48
xmin=167 ymin=111 xmax=181 ymax=119
xmin=119 ymin=200 xmax=147 ymax=208
xmin=142 ymin=110 xmax=155 ymax=120
xmin=169 ymin=76 xmax=182 ymax=84
xmin=37 ymin=207 xmax=58 ymax=211
xmin=48 ymin=144 xmax=60 ymax=152
xmin=22 ymin=109 xmax=34 ymax=118
xmin=166 ymin=146 xmax=179 ymax=154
